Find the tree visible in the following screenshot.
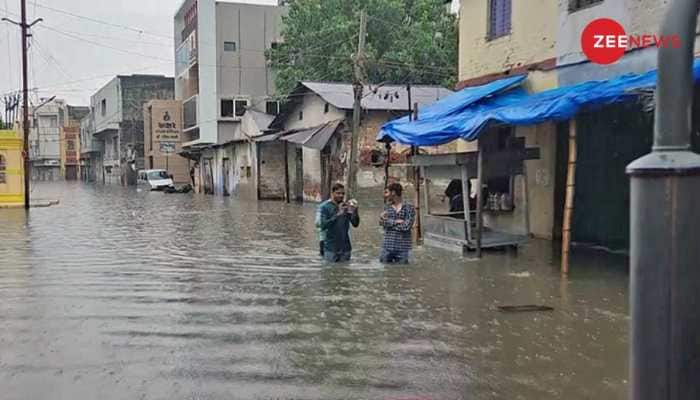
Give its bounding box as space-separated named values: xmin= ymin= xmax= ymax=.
xmin=269 ymin=0 xmax=458 ymax=97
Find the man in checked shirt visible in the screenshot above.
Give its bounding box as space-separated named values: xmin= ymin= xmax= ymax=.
xmin=379 ymin=182 xmax=416 ymax=264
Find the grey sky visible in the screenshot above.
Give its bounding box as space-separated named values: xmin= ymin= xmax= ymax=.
xmin=1 ymin=0 xmax=278 ymax=107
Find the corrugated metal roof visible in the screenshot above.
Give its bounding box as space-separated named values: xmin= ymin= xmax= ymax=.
xmin=300 ymin=82 xmax=453 ymax=111
xmin=246 ymin=110 xmax=275 ymax=133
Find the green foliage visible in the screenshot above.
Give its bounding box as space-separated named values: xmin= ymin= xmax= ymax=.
xmin=269 ymin=0 xmax=458 ymax=97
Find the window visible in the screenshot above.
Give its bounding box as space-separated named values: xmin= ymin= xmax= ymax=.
xmin=112 ymin=136 xmax=118 ymax=158
xmin=299 ymin=110 xmax=303 ymax=121
xmin=234 ymin=100 xmax=248 ymax=117
xmin=66 ymin=141 xmax=76 ymax=151
xmin=265 ymin=100 xmax=280 ymax=115
xmin=46 ymin=116 xmax=58 ymax=128
xmin=324 ymin=103 xmax=330 ymax=114
xmin=101 ymin=99 xmax=107 ymax=116
xmin=0 ymin=155 xmax=5 ymax=184
xmin=569 ymin=0 xmax=603 ymax=12
xmin=224 ymin=41 xmax=237 ymax=52
xmin=488 ymin=0 xmax=511 ymax=40
xmin=221 ymin=98 xmax=249 ymax=118
xmin=221 ymin=99 xmax=234 ymax=118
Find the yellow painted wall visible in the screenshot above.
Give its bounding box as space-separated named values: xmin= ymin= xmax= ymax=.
xmin=458 ymin=0 xmax=558 ymax=82
xmin=0 ymin=130 xmax=25 ymax=206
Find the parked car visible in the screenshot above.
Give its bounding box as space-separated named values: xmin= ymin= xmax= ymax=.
xmin=137 ymin=169 xmax=174 ymax=191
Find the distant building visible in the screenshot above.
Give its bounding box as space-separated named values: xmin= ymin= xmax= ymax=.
xmin=257 ymin=81 xmax=453 ymax=203
xmin=0 ymin=129 xmax=24 ymax=207
xmin=173 ymin=0 xmax=286 ymax=161
xmin=62 ymin=106 xmax=89 ymax=180
xmin=79 ymin=109 xmax=100 ymax=183
xmin=143 ymin=100 xmax=190 ymax=183
xmin=90 ymin=75 xmax=174 ymax=185
xmin=24 ymin=98 xmax=65 ymax=181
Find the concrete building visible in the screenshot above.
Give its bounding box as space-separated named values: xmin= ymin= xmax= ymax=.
xmin=173 ymin=0 xmax=286 ymax=155
xmin=259 ymin=82 xmax=452 ymax=203
xmin=90 ymin=75 xmax=174 ymax=185
xmin=143 ymin=100 xmax=190 ymax=183
xmin=0 ymin=129 xmax=24 ymax=207
xmin=26 ymin=98 xmax=66 ymax=181
xmin=62 ymin=106 xmax=89 ymax=180
xmin=79 ymin=110 xmax=101 ymax=183
xmin=454 ymin=0 xmax=560 ymax=240
xmin=451 ymin=0 xmax=691 ymax=250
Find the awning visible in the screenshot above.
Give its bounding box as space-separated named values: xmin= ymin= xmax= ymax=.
xmin=275 ymin=120 xmax=343 ymax=150
xmin=378 ymin=60 xmax=700 ymax=146
xmin=378 ymin=74 xmax=526 ymax=144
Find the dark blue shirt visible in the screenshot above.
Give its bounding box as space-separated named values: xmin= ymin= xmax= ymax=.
xmin=319 ymin=201 xmax=360 ymax=253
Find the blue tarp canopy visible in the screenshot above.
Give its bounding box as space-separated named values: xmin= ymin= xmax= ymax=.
xmin=378 ymin=60 xmax=700 ymax=146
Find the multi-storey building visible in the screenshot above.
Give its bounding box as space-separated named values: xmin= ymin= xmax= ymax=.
xmin=90 ymin=75 xmax=174 ymax=185
xmin=173 ymin=0 xmax=286 ymax=153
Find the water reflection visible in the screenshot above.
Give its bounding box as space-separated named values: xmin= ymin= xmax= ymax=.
xmin=0 ymin=182 xmax=628 ymax=400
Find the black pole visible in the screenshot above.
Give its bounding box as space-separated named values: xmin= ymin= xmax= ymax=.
xmin=20 ymin=0 xmax=30 ymax=209
xmin=627 ymin=0 xmax=700 ymax=399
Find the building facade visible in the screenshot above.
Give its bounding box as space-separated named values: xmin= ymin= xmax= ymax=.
xmin=144 ymin=100 xmax=190 ymax=183
xmin=0 ymin=129 xmax=24 ymax=207
xmin=455 ymin=0 xmax=559 ymax=240
xmin=27 ymin=98 xmax=65 ymax=181
xmin=90 ymin=75 xmax=175 ymax=185
xmin=79 ymin=110 xmax=101 ymax=183
xmin=62 ymin=106 xmax=89 ymax=181
xmin=174 ymin=0 xmax=286 ymax=153
xmin=259 ymin=82 xmax=453 ymax=204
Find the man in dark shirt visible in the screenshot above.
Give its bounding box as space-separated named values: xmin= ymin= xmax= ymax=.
xmin=379 ymin=183 xmax=416 ymax=264
xmin=318 ymin=183 xmax=360 ymax=262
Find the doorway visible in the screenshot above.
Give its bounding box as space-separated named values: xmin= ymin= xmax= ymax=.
xmin=222 ymin=158 xmax=231 ymax=196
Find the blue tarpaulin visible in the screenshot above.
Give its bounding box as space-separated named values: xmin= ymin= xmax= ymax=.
xmin=378 ymin=60 xmax=700 ymax=146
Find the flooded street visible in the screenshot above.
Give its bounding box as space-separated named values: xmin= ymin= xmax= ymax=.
xmin=0 ymin=183 xmax=629 ymax=400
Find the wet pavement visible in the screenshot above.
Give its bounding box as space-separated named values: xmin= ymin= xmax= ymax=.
xmin=0 ymin=182 xmax=629 ymax=400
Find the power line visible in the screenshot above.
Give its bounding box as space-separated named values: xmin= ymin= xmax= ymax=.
xmin=28 ymin=1 xmax=172 ymax=40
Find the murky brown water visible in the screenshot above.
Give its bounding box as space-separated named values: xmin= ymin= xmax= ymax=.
xmin=0 ymin=182 xmax=629 ymax=400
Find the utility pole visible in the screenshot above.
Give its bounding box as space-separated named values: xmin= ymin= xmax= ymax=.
xmin=346 ymin=9 xmax=367 ymax=199
xmin=627 ymin=0 xmax=700 ymax=399
xmin=3 ymin=0 xmax=42 ymax=210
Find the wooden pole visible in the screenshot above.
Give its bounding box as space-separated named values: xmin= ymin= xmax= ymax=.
xmin=345 ymin=9 xmax=367 ymax=199
xmin=476 ymin=140 xmax=484 ymax=258
xmin=383 ymin=142 xmax=391 ymax=188
xmin=461 ymin=164 xmax=472 ymax=243
xmin=561 ymin=119 xmax=577 ymax=275
xmin=283 ymin=142 xmax=290 ymax=203
xmin=522 ymin=164 xmax=531 ymax=237
xmin=421 ymin=166 xmax=430 ymax=215
xmin=412 ymin=102 xmax=422 ymax=243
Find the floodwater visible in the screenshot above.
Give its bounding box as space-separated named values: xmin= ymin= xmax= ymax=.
xmin=0 ymin=183 xmax=629 ymax=400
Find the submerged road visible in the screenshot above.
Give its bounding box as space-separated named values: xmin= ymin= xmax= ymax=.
xmin=0 ymin=182 xmax=629 ymax=400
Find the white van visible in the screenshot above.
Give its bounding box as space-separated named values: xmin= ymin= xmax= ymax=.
xmin=137 ymin=169 xmax=174 ymax=191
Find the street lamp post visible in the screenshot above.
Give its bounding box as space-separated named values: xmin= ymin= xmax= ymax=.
xmin=627 ymin=0 xmax=700 ymax=399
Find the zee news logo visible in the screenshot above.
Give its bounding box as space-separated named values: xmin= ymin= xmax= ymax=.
xmin=581 ymin=18 xmax=682 ymax=65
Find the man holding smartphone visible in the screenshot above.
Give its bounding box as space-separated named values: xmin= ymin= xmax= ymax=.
xmin=318 ymin=183 xmax=360 ymax=263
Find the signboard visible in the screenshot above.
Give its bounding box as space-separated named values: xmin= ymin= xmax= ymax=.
xmin=160 ymin=142 xmax=177 ymax=155
xmin=154 ymin=110 xmax=180 ymax=143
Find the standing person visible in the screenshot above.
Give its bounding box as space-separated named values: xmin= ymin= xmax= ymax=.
xmin=190 ymin=163 xmax=197 ymax=187
xmin=318 ymin=183 xmax=360 ymax=262
xmin=380 ymin=183 xmax=416 ymax=264
xmin=315 ymin=199 xmax=328 ymax=257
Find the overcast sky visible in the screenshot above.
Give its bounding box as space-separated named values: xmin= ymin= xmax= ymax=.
xmin=1 ymin=0 xmax=459 ymax=108
xmin=0 ymin=0 xmax=278 ymax=106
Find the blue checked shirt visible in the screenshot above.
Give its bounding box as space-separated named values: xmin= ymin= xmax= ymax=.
xmin=380 ymin=203 xmax=416 ymax=252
